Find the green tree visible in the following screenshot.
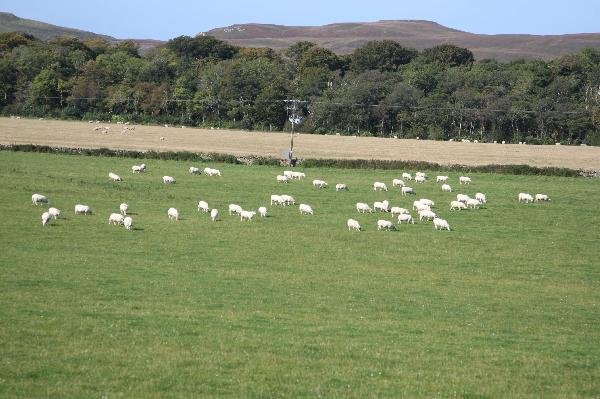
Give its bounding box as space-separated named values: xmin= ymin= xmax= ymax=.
xmin=351 ymin=40 xmax=417 ymax=72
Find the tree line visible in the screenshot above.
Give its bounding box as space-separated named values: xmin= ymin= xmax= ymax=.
xmin=1 ymin=31 xmax=600 ymax=145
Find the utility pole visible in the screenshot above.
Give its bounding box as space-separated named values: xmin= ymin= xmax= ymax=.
xmin=284 ymin=99 xmax=305 ymax=165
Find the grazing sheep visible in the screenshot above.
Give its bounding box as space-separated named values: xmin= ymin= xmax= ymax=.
xmin=401 ymin=186 xmax=415 ymax=196
xmin=163 ymin=176 xmax=175 ymax=184
xmin=450 ymin=200 xmax=467 ymax=211
xmin=41 ymin=211 xmax=52 ymax=226
xmin=167 ymin=207 xmax=179 ymax=220
xmin=204 ymin=167 xmax=221 ymax=176
xmin=413 ymin=201 xmax=431 ymax=212
xmin=373 ymin=200 xmax=390 ymax=212
xmin=415 ymin=175 xmax=427 ymax=184
xmin=299 ymin=203 xmax=314 ymax=215
xmin=459 ymin=176 xmax=472 ymax=185
xmin=433 ymin=217 xmax=451 ymax=231
xmin=123 ymin=216 xmax=133 ymax=230
xmin=402 ymin=172 xmax=413 ymax=181
xmin=419 ymin=198 xmax=435 ymax=207
xmin=419 ymin=209 xmax=437 ymax=221
xmin=335 ymin=183 xmax=348 ymax=191
xmin=210 ymin=208 xmax=219 ymax=222
xmin=109 ymin=172 xmax=122 ymax=182
xmin=312 ymin=179 xmax=328 ymax=188
xmin=281 ymin=195 xmax=295 ymax=205
xmin=48 ymin=207 xmax=61 ymax=219
xmin=392 ymin=178 xmax=405 ymax=187
xmin=436 ymin=175 xmax=449 ymax=183
xmin=415 ymin=171 xmax=428 ymax=179
xmin=228 ymin=204 xmax=243 ymax=215
xmin=347 ymin=218 xmax=361 ymax=231
xmin=466 ymin=198 xmax=481 ymax=209
xmin=197 ymin=201 xmax=209 ymax=213
xmin=283 ymin=170 xmax=293 ymax=179
xmin=456 ymin=194 xmax=470 ymax=203
xmin=390 ymin=206 xmax=409 ymax=216
xmin=535 ymin=193 xmax=551 ymax=202
xmin=377 ymin=219 xmax=394 ymax=231
xmin=441 ymin=184 xmax=452 ymax=192
xmin=475 ymin=193 xmax=487 ymax=203
xmin=119 ymin=203 xmax=128 ymax=215
xmin=240 ymin=210 xmax=256 ymax=221
xmin=131 ymin=164 xmax=146 ymax=173
xmin=32 ymin=193 xmax=48 ymax=205
xmin=258 ymin=206 xmax=268 ymax=217
xmin=276 ymin=175 xmax=289 ymax=183
xmin=74 ymin=204 xmax=92 ymax=215
xmin=356 ymin=202 xmax=373 ymax=213
xmin=373 ymin=182 xmax=388 ymax=191
xmin=397 ymin=213 xmax=415 ymax=224
xmin=270 ymin=194 xmax=285 ymax=206
xmin=291 ymin=171 xmax=305 ymax=179
xmin=189 ymin=166 xmax=200 ymax=174
xmin=518 ymin=193 xmax=534 ymax=203
xmin=108 ymin=213 xmax=125 ymax=225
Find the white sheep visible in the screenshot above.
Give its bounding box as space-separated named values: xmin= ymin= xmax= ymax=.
xmin=163 ymin=176 xmax=175 ymax=184
xmin=270 ymin=194 xmax=285 ymax=206
xmin=433 ymin=217 xmax=451 ymax=231
xmin=356 ymin=202 xmax=373 ymax=213
xmin=441 ymin=184 xmax=452 ymax=192
xmin=456 ymin=194 xmax=470 ymax=203
xmin=390 ymin=206 xmax=409 ymax=216
xmin=466 ymin=198 xmax=481 ymax=209
xmin=189 ymin=166 xmax=200 ymax=174
xmin=41 ymin=211 xmax=52 ymax=226
xmin=392 ymin=178 xmax=405 ymax=187
xmin=283 ymin=170 xmax=293 ymax=179
xmin=335 ymin=183 xmax=348 ymax=191
xmin=436 ymin=175 xmax=448 ymax=183
xmin=119 ymin=203 xmax=128 ymax=215
xmin=347 ymin=218 xmax=361 ymax=231
xmin=109 ymin=213 xmax=125 ymax=225
xmin=240 ymin=210 xmax=256 ymax=221
xmin=518 ymin=193 xmax=534 ymax=203
xmin=401 ymin=186 xmax=415 ymax=196
xmin=229 ymin=204 xmax=243 ymax=215
xmin=74 ymin=204 xmax=92 ymax=215
xmin=258 ymin=206 xmax=268 ymax=217
xmin=374 ymin=200 xmax=390 ymax=212
xmin=402 ymin=172 xmax=413 ymax=180
xmin=415 ymin=171 xmax=427 ymax=179
xmin=413 ymin=201 xmax=431 ymax=212
xmin=450 ymin=200 xmax=467 ymax=211
xmin=419 ymin=209 xmax=437 ymax=221
xmin=109 ymin=172 xmax=122 ymax=182
xmin=535 ymin=193 xmax=551 ymax=202
xmin=299 ymin=203 xmax=313 ymax=215
xmin=281 ymin=194 xmax=295 ymax=205
xmin=210 ymin=208 xmax=219 ymax=222
xmin=377 ymin=219 xmax=394 ymax=231
xmin=167 ymin=207 xmax=179 ymax=220
xmin=131 ymin=164 xmax=146 ymax=173
xmin=48 ymin=207 xmax=61 ymax=219
xmin=397 ymin=213 xmax=415 ymax=224
xmin=415 ymin=175 xmax=427 ymax=184
xmin=276 ymin=175 xmax=289 ymax=183
xmin=373 ymin=182 xmax=388 ymax=191
xmin=32 ymin=193 xmax=48 ymax=205
xmin=197 ymin=201 xmax=209 ymax=213
xmin=312 ymin=179 xmax=328 ymax=188
xmin=419 ymin=198 xmax=435 ymax=207
xmin=459 ymin=176 xmax=472 ymax=185
xmin=475 ymin=193 xmax=487 ymax=203
xmin=123 ymin=216 xmax=133 ymax=230
xmin=291 ymin=171 xmax=305 ymax=179
xmin=204 ymin=167 xmax=221 ymax=176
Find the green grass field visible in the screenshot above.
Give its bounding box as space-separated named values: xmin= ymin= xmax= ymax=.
xmin=1 ymin=150 xmax=599 ymax=398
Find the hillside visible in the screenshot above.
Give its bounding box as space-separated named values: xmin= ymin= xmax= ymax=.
xmin=205 ymin=20 xmax=600 ymax=61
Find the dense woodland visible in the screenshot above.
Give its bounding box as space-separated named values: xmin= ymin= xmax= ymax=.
xmin=2 ymin=32 xmax=600 ymax=145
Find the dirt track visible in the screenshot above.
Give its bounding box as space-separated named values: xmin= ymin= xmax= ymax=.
xmin=1 ymin=117 xmax=599 ymax=170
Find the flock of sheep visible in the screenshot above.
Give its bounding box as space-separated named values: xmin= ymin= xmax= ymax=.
xmin=31 ymin=163 xmax=551 ymax=233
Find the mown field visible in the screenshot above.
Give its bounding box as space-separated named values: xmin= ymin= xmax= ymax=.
xmin=0 ymin=150 xmax=599 ymax=398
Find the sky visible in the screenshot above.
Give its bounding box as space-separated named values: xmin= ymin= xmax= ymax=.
xmin=2 ymin=0 xmax=600 ymax=40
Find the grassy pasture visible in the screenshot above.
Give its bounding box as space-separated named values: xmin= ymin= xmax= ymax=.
xmin=0 ymin=151 xmax=599 ymax=398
